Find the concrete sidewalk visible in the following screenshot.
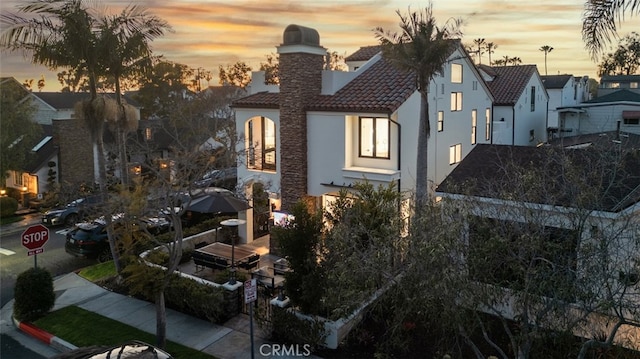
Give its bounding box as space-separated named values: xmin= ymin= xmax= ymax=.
xmin=2 ymin=272 xmax=318 ymax=359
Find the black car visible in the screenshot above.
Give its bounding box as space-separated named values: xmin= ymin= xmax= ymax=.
xmin=42 ymin=195 xmax=103 ymax=227
xmin=65 ymin=219 xmax=111 ymax=262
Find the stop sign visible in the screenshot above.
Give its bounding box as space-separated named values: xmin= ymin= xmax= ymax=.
xmin=21 ymin=224 xmax=50 ymax=251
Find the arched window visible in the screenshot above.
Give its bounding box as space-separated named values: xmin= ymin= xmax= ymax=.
xmin=246 ymin=117 xmax=276 ymax=171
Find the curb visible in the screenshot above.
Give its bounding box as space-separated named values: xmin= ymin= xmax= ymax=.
xmin=13 ymin=315 xmax=77 ymax=353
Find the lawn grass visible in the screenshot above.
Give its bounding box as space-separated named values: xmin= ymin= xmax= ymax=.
xmin=34 ymin=306 xmax=215 ymax=359
xmin=77 ymin=261 xmax=116 ymax=281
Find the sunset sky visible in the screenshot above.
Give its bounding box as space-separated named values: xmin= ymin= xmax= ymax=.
xmin=1 ymin=0 xmax=638 ymax=92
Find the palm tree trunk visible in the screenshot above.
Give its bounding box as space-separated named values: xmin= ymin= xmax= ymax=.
xmin=415 ymin=90 xmax=430 ymax=207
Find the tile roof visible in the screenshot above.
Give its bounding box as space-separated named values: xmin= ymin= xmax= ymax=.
xmin=483 ymin=65 xmax=538 ymax=105
xmin=309 ymin=57 xmax=416 ymax=113
xmin=541 ymin=75 xmax=572 ymax=89
xmin=233 ymin=56 xmax=417 ymax=114
xmin=437 ymin=144 xmax=640 ymax=212
xmin=345 ymin=45 xmax=381 ymax=62
xmin=35 ymin=92 xmax=141 ymax=109
xmin=584 ymin=89 xmax=640 ymax=104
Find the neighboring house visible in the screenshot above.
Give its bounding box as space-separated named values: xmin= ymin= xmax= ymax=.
xmin=555 ymin=89 xmax=640 ymax=138
xmin=4 ymin=124 xmax=58 ymax=206
xmin=477 ymin=64 xmax=550 ymax=145
xmin=599 ymin=74 xmax=640 ymax=97
xmin=435 ymin=143 xmax=640 ymax=344
xmin=233 ymin=24 xmax=497 ymax=242
xmin=541 ymin=74 xmax=590 ymax=130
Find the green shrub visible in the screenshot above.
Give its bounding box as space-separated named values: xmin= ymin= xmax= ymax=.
xmin=0 ymin=196 xmax=18 ymax=217
xmin=271 ymin=306 xmax=327 ymax=351
xmin=164 ymin=275 xmax=226 ymax=323
xmin=13 ymin=267 xmax=55 ymax=322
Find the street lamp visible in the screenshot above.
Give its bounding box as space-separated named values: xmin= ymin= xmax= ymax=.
xmin=220 ymin=218 xmax=246 ymax=285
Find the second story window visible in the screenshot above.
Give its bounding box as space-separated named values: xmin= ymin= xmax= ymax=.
xmin=144 ymin=128 xmax=152 ymax=141
xmin=471 ymin=109 xmax=477 ymax=145
xmin=437 ymin=111 xmax=444 ymax=132
xmin=530 ymin=86 xmax=536 ymax=112
xmin=485 ymin=108 xmax=491 ymax=141
xmin=451 ymin=92 xmax=463 ymax=112
xmin=451 ymin=63 xmax=463 ymax=83
xmin=246 ymin=116 xmax=277 ymax=171
xmin=359 ymin=117 xmax=390 ymax=159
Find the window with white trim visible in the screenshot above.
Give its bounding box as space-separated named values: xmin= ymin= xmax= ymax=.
xmin=246 ymin=116 xmax=277 ymax=171
xmin=437 ymin=111 xmax=444 ymax=132
xmin=449 ymin=143 xmax=462 ymax=165
xmin=451 ymin=63 xmax=463 ymax=83
xmin=450 ymin=92 xmax=462 ymax=111
xmin=471 ymin=109 xmax=477 ymax=145
xmin=359 ymin=117 xmax=390 ymax=159
xmin=485 ymin=108 xmax=491 ymax=141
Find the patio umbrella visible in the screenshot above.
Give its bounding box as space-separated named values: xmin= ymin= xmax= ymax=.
xmin=187 ymin=187 xmax=251 ymax=214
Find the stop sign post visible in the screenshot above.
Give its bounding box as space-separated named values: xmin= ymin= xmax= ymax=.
xmin=22 ymin=224 xmax=50 ymax=267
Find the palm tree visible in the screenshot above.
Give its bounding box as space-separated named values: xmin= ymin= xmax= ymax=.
xmin=375 ymin=3 xmax=462 ymax=206
xmin=539 ymin=45 xmax=553 ymax=75
xmin=98 ymin=5 xmax=170 ymax=187
xmin=473 ymin=38 xmax=486 ymax=64
xmin=583 ymin=0 xmax=640 ymax=58
xmin=485 ymin=42 xmax=498 ymax=65
xmin=509 ymin=56 xmax=522 ymax=66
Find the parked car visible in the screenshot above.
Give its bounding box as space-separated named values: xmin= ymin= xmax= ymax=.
xmin=193 ymin=168 xmax=237 ymax=189
xmin=65 ymin=219 xmax=111 ymax=262
xmin=42 ymin=195 xmax=103 ymax=227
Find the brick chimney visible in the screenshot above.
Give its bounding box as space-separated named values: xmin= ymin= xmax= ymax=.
xmin=277 ymin=25 xmax=325 ymax=211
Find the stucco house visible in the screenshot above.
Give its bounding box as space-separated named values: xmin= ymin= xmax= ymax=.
xmin=477 ymin=64 xmax=550 ymax=146
xmin=555 ymin=89 xmax=640 ymax=138
xmin=541 ymin=74 xmax=590 ymax=131
xmin=232 ymin=25 xmax=498 ymax=242
xmin=435 ymin=141 xmax=640 ymax=345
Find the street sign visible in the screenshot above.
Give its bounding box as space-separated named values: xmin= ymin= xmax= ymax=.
xmin=21 ymin=224 xmax=50 ymax=254
xmin=244 ymin=279 xmax=257 ymax=304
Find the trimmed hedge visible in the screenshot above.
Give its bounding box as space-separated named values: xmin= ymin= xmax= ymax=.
xmin=13 ymin=267 xmax=55 ymax=322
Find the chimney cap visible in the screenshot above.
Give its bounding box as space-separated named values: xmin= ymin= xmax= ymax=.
xmin=282 ymin=24 xmax=320 ymax=47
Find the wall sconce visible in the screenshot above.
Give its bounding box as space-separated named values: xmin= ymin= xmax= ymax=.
xmin=0 ymin=189 xmax=6 ymax=196
xmin=21 ymin=186 xmax=28 ymax=192
xmin=160 ymin=162 xmax=168 ymax=169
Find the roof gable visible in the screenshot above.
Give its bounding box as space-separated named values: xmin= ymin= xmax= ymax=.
xmin=34 ymin=92 xmax=141 ymax=110
xmin=345 ymin=45 xmax=381 ymax=62
xmin=484 ymin=65 xmax=539 ymax=105
xmin=541 ymin=75 xmax=572 ymax=89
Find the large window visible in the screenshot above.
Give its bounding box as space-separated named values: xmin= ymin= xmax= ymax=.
xmin=246 ymin=117 xmax=276 ymax=171
xmin=451 ymin=92 xmax=463 ymax=111
xmin=449 ymin=143 xmax=462 ymax=165
xmin=359 ymin=117 xmax=390 ymax=159
xmin=451 ymin=63 xmax=463 ymax=83
xmin=437 ymin=111 xmax=444 ymax=132
xmin=471 ymin=109 xmax=477 ymax=145
xmin=485 ymin=108 xmax=491 ymax=141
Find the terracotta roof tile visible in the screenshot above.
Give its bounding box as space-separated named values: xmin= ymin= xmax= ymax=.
xmin=345 ymin=45 xmax=381 ymax=62
xmin=309 ymin=57 xmax=416 ymax=113
xmin=233 ymin=57 xmax=416 ymax=114
xmin=484 ymin=65 xmax=538 ymax=105
xmin=232 ymin=91 xmax=280 ymax=109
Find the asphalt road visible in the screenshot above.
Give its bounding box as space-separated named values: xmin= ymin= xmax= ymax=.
xmin=1 ymin=215 xmax=97 ymax=358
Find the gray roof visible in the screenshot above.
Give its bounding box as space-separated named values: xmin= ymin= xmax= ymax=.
xmin=35 ymin=92 xmax=141 ymax=109
xmin=541 ymin=75 xmax=572 ymax=89
xmin=437 ymin=144 xmax=640 ymax=212
xmin=584 ymin=89 xmax=640 ymax=104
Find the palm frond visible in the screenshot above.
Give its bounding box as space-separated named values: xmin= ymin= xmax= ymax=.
xmin=583 ymin=0 xmax=640 ymax=59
